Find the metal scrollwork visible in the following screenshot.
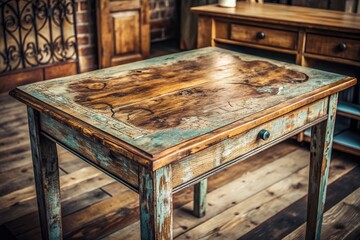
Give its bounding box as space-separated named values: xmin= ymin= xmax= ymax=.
xmin=0 ymin=0 xmax=78 ymax=73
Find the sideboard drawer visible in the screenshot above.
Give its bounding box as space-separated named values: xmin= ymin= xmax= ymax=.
xmin=230 ymin=24 xmax=298 ymax=50
xmin=306 ymin=34 xmax=360 ymax=61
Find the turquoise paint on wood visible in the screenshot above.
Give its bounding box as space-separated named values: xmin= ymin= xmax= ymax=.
xmin=14 ymin=47 xmax=351 ymax=157
xmin=27 ymin=107 xmax=63 ymax=240
xmin=139 ymin=166 xmax=173 ymax=240
xmin=40 ymin=112 xmax=139 ymax=188
xmin=194 ymin=179 xmax=208 ymax=218
xmin=306 ymin=93 xmax=338 ymax=240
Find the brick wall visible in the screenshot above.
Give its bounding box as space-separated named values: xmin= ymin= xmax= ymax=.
xmin=75 ymin=0 xmax=178 ymax=72
xmin=150 ymin=0 xmax=178 ymax=42
xmin=75 ymin=0 xmax=98 ymax=73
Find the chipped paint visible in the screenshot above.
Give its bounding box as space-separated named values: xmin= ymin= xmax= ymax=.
xmin=140 ymin=166 xmax=172 ymax=240
xmin=194 ymin=179 xmax=208 ymax=218
xmin=172 ymin=98 xmax=328 ymax=187
xmin=40 ymin=113 xmax=139 ymax=188
xmin=16 ymin=47 xmax=350 ymax=157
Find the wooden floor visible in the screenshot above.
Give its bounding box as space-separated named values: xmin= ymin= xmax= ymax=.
xmin=1 ymin=91 xmax=360 ymax=240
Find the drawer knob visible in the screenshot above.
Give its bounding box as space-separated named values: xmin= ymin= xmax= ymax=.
xmin=337 ymin=43 xmax=347 ymax=52
xmin=256 ymin=31 xmax=266 ymax=40
xmin=258 ymin=129 xmax=270 ymax=141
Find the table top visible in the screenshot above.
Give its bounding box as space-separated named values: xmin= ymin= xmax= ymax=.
xmin=192 ymin=2 xmax=360 ymax=33
xmin=11 ymin=47 xmax=356 ymax=169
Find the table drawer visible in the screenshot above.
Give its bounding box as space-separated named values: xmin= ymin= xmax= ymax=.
xmin=172 ymin=98 xmax=328 ymax=187
xmin=306 ymin=34 xmax=360 ymax=61
xmin=230 ymin=24 xmax=298 ymax=50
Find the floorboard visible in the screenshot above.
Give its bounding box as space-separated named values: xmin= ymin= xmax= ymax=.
xmin=0 ymin=85 xmax=359 ymax=240
xmin=241 ymin=163 xmax=360 ymax=240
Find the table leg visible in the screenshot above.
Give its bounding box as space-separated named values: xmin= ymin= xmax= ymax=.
xmin=193 ymin=179 xmax=207 ymax=218
xmin=27 ymin=107 xmax=62 ymax=240
xmin=139 ymin=165 xmax=173 ymax=240
xmin=306 ymin=94 xmax=338 ymax=240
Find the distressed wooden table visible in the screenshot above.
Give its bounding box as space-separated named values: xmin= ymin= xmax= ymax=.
xmin=10 ymin=47 xmax=356 ymax=240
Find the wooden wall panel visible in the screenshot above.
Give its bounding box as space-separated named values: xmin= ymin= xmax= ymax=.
xmin=113 ymin=12 xmax=140 ymax=55
xmin=97 ymin=0 xmax=150 ymax=68
xmin=0 ymin=69 xmax=43 ymax=93
xmin=44 ymin=63 xmax=78 ymax=80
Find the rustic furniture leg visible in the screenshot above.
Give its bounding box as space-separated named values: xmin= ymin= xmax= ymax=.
xmin=306 ymin=94 xmax=338 ymax=240
xmin=193 ymin=179 xmax=207 ymax=218
xmin=139 ymin=165 xmax=173 ymax=240
xmin=27 ymin=107 xmax=62 ymax=240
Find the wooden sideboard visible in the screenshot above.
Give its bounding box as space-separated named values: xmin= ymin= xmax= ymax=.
xmin=192 ymin=2 xmax=360 ymax=156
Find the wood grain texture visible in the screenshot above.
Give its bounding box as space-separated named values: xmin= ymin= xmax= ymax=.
xmin=40 ymin=112 xmax=139 ymax=189
xmin=96 ymin=0 xmax=149 ymax=68
xmin=27 ymin=108 xmax=62 ymax=240
xmin=171 ymin=98 xmax=328 ymax=187
xmin=285 ymin=185 xmax=360 ymax=240
xmin=139 ymin=166 xmax=173 ymax=240
xmin=230 ymin=24 xmax=298 ymax=50
xmin=241 ymin=164 xmax=360 ymax=240
xmin=43 ymin=62 xmax=78 ymax=80
xmin=10 ymin=48 xmax=356 ymax=170
xmin=306 ymin=93 xmax=338 ymax=240
xmin=191 ymin=2 xmax=360 ymax=33
xmin=197 ymin=16 xmax=214 ymax=48
xmin=306 ymin=34 xmax=360 ymax=62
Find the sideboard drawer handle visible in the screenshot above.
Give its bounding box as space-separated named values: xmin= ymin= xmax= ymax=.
xmin=256 ymin=31 xmax=266 ymax=40
xmin=258 ymin=129 xmax=270 ymax=140
xmin=337 ymin=43 xmax=347 ymax=52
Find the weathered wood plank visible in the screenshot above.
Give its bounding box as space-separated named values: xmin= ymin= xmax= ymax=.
xmin=172 ymin=98 xmax=328 ymax=187
xmin=40 ymin=112 xmax=139 ymax=189
xmin=11 ymin=181 xmax=121 ymax=240
xmin=6 ymin=188 xmax=110 ymax=239
xmin=193 ymin=179 xmax=207 ymax=218
xmin=0 ymin=167 xmax=107 ymax=224
xmin=240 ymin=158 xmax=360 ymax=240
xmin=139 ymin=166 xmax=173 ymax=240
xmin=62 ymin=188 xmax=138 ymax=239
xmin=306 ymin=93 xmax=338 ymax=240
xmin=27 ymin=107 xmax=62 ymax=240
xmin=0 ymin=166 xmax=101 ymax=211
xmin=285 ymin=187 xmax=360 ymax=240
xmin=0 ymin=147 xmax=81 ymax=196
xmin=175 ymin=153 xmax=356 ymax=240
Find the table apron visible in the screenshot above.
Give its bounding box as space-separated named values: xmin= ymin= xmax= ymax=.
xmin=39 ymin=112 xmax=140 ymax=192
